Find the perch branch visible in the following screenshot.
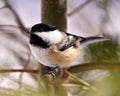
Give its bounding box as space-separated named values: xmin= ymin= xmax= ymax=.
xmin=0 ymin=63 xmax=120 ymax=74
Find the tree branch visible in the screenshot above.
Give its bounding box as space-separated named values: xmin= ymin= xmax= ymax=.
xmin=3 ymin=1 xmax=29 ymax=37
xmin=68 ymin=0 xmax=95 ymax=16
xmin=68 ymin=62 xmax=120 ymax=73
xmin=0 ymin=63 xmax=120 ymax=74
xmin=0 ymin=69 xmax=38 ymax=73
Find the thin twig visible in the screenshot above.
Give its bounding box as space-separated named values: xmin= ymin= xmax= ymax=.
xmin=0 ymin=6 xmax=7 ymax=9
xmin=68 ymin=0 xmax=95 ymax=16
xmin=3 ymin=0 xmax=29 ymax=37
xmin=0 ymin=25 xmax=30 ymax=36
xmin=18 ymin=48 xmax=31 ymax=89
xmin=0 ymin=69 xmax=38 ymax=73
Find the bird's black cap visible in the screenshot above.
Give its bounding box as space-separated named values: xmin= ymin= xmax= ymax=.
xmin=30 ymin=23 xmax=57 ymax=33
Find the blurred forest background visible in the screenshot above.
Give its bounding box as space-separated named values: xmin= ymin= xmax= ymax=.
xmin=0 ymin=0 xmax=120 ymax=96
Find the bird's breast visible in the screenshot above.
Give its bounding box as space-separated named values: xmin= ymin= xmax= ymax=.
xmin=29 ymin=44 xmax=55 ymax=67
xmin=29 ymin=44 xmax=80 ymax=68
xmin=48 ymin=45 xmax=80 ymax=67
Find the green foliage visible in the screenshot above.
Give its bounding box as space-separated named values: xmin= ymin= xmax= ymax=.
xmin=82 ymin=73 xmax=120 ymax=96
xmin=84 ymin=40 xmax=120 ymax=62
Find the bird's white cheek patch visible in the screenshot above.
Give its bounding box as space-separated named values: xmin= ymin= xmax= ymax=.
xmin=35 ymin=30 xmax=64 ymax=44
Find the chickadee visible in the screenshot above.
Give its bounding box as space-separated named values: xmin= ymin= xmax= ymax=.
xmin=29 ymin=23 xmax=108 ymax=75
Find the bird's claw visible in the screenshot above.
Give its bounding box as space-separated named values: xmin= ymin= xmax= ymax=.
xmin=40 ymin=66 xmax=59 ymax=80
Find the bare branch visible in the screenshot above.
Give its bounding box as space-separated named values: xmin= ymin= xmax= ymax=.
xmin=0 ymin=62 xmax=120 ymax=74
xmin=68 ymin=0 xmax=95 ymax=16
xmin=3 ymin=1 xmax=29 ymax=37
xmin=0 ymin=69 xmax=38 ymax=73
xmin=0 ymin=25 xmax=30 ymax=37
xmin=0 ymin=6 xmax=7 ymax=9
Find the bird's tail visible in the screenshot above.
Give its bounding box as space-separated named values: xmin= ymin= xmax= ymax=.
xmin=80 ymin=36 xmax=109 ymax=45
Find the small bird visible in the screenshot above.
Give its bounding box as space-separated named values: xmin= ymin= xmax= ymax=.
xmin=29 ymin=23 xmax=108 ymax=76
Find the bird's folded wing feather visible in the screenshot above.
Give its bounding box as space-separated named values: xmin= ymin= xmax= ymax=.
xmin=59 ymin=33 xmax=80 ymax=51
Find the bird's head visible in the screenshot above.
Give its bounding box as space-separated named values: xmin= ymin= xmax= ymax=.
xmin=30 ymin=23 xmax=64 ymax=47
xmin=30 ymin=23 xmax=57 ymax=33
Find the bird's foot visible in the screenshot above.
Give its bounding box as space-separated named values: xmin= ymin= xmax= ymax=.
xmin=41 ymin=66 xmax=59 ymax=80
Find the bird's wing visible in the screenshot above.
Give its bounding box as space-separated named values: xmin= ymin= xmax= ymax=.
xmin=59 ymin=33 xmax=81 ymax=51
xmin=59 ymin=33 xmax=109 ymax=51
